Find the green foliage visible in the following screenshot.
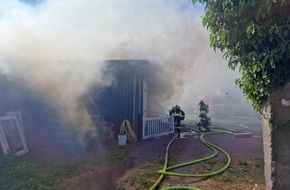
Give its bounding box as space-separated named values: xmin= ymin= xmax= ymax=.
xmin=0 ymin=154 xmax=78 ymax=190
xmin=0 ymin=141 xmax=133 ymax=189
xmin=192 ymin=0 xmax=290 ymax=111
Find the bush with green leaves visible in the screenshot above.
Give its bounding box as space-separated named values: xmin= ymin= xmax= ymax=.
xmin=192 ymin=0 xmax=290 ymax=111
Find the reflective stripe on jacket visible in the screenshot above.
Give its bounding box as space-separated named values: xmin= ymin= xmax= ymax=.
xmin=173 ymin=111 xmax=184 ymax=118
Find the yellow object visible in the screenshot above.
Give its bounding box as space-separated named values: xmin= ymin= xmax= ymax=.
xmin=119 ymin=119 xmax=137 ymax=143
xmin=149 ymin=129 xmax=232 ymax=190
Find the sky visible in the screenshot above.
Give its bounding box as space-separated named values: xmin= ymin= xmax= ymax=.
xmin=19 ymin=0 xmax=41 ymax=5
xmin=0 ymin=0 xmax=254 ymax=132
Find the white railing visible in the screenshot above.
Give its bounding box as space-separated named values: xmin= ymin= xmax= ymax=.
xmin=143 ymin=116 xmax=174 ymax=140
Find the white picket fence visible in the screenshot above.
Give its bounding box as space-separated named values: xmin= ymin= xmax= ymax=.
xmin=142 ymin=116 xmax=175 ymax=140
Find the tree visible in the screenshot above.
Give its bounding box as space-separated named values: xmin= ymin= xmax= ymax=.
xmin=192 ymin=0 xmax=290 ymax=189
xmin=192 ymin=0 xmax=290 ymax=111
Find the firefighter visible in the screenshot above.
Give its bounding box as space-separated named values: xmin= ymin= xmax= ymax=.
xmin=196 ymin=100 xmax=211 ymax=132
xmin=169 ymin=105 xmax=185 ymax=137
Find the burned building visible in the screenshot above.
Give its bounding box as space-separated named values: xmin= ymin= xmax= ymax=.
xmin=0 ymin=58 xmax=174 ymax=156
xmin=88 ymin=60 xmax=171 ymax=140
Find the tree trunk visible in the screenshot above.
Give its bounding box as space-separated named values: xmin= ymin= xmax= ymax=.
xmin=263 ymin=82 xmax=290 ymax=190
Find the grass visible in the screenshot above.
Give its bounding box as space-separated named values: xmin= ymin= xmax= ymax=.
xmin=0 ymin=153 xmax=78 ymax=190
xmin=0 ymin=143 xmax=134 ymax=190
xmin=115 ymin=156 xmax=265 ymax=190
xmin=0 ymin=144 xmax=265 ymax=190
xmin=192 ymin=158 xmax=265 ymax=190
xmin=116 ymin=158 xmax=164 ymax=190
xmin=0 ymin=116 xmax=264 ymax=190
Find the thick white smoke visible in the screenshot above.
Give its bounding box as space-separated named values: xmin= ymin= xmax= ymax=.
xmin=0 ymin=0 xmax=253 ymax=131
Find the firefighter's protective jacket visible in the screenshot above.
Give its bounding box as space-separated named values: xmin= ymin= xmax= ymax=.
xmin=169 ymin=108 xmax=185 ymax=120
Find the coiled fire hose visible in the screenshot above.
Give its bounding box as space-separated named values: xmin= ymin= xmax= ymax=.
xmin=119 ymin=119 xmax=137 ymax=143
xmin=149 ymin=127 xmax=237 ymax=190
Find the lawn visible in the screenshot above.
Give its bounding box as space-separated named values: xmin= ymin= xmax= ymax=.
xmin=0 ymin=117 xmax=265 ymax=190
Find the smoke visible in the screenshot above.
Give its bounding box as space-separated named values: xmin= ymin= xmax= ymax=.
xmin=0 ymin=0 xmax=255 ymax=136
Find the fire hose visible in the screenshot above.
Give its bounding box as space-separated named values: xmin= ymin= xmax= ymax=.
xmin=149 ymin=127 xmax=243 ymax=190
xmin=119 ymin=119 xmax=137 ymax=143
